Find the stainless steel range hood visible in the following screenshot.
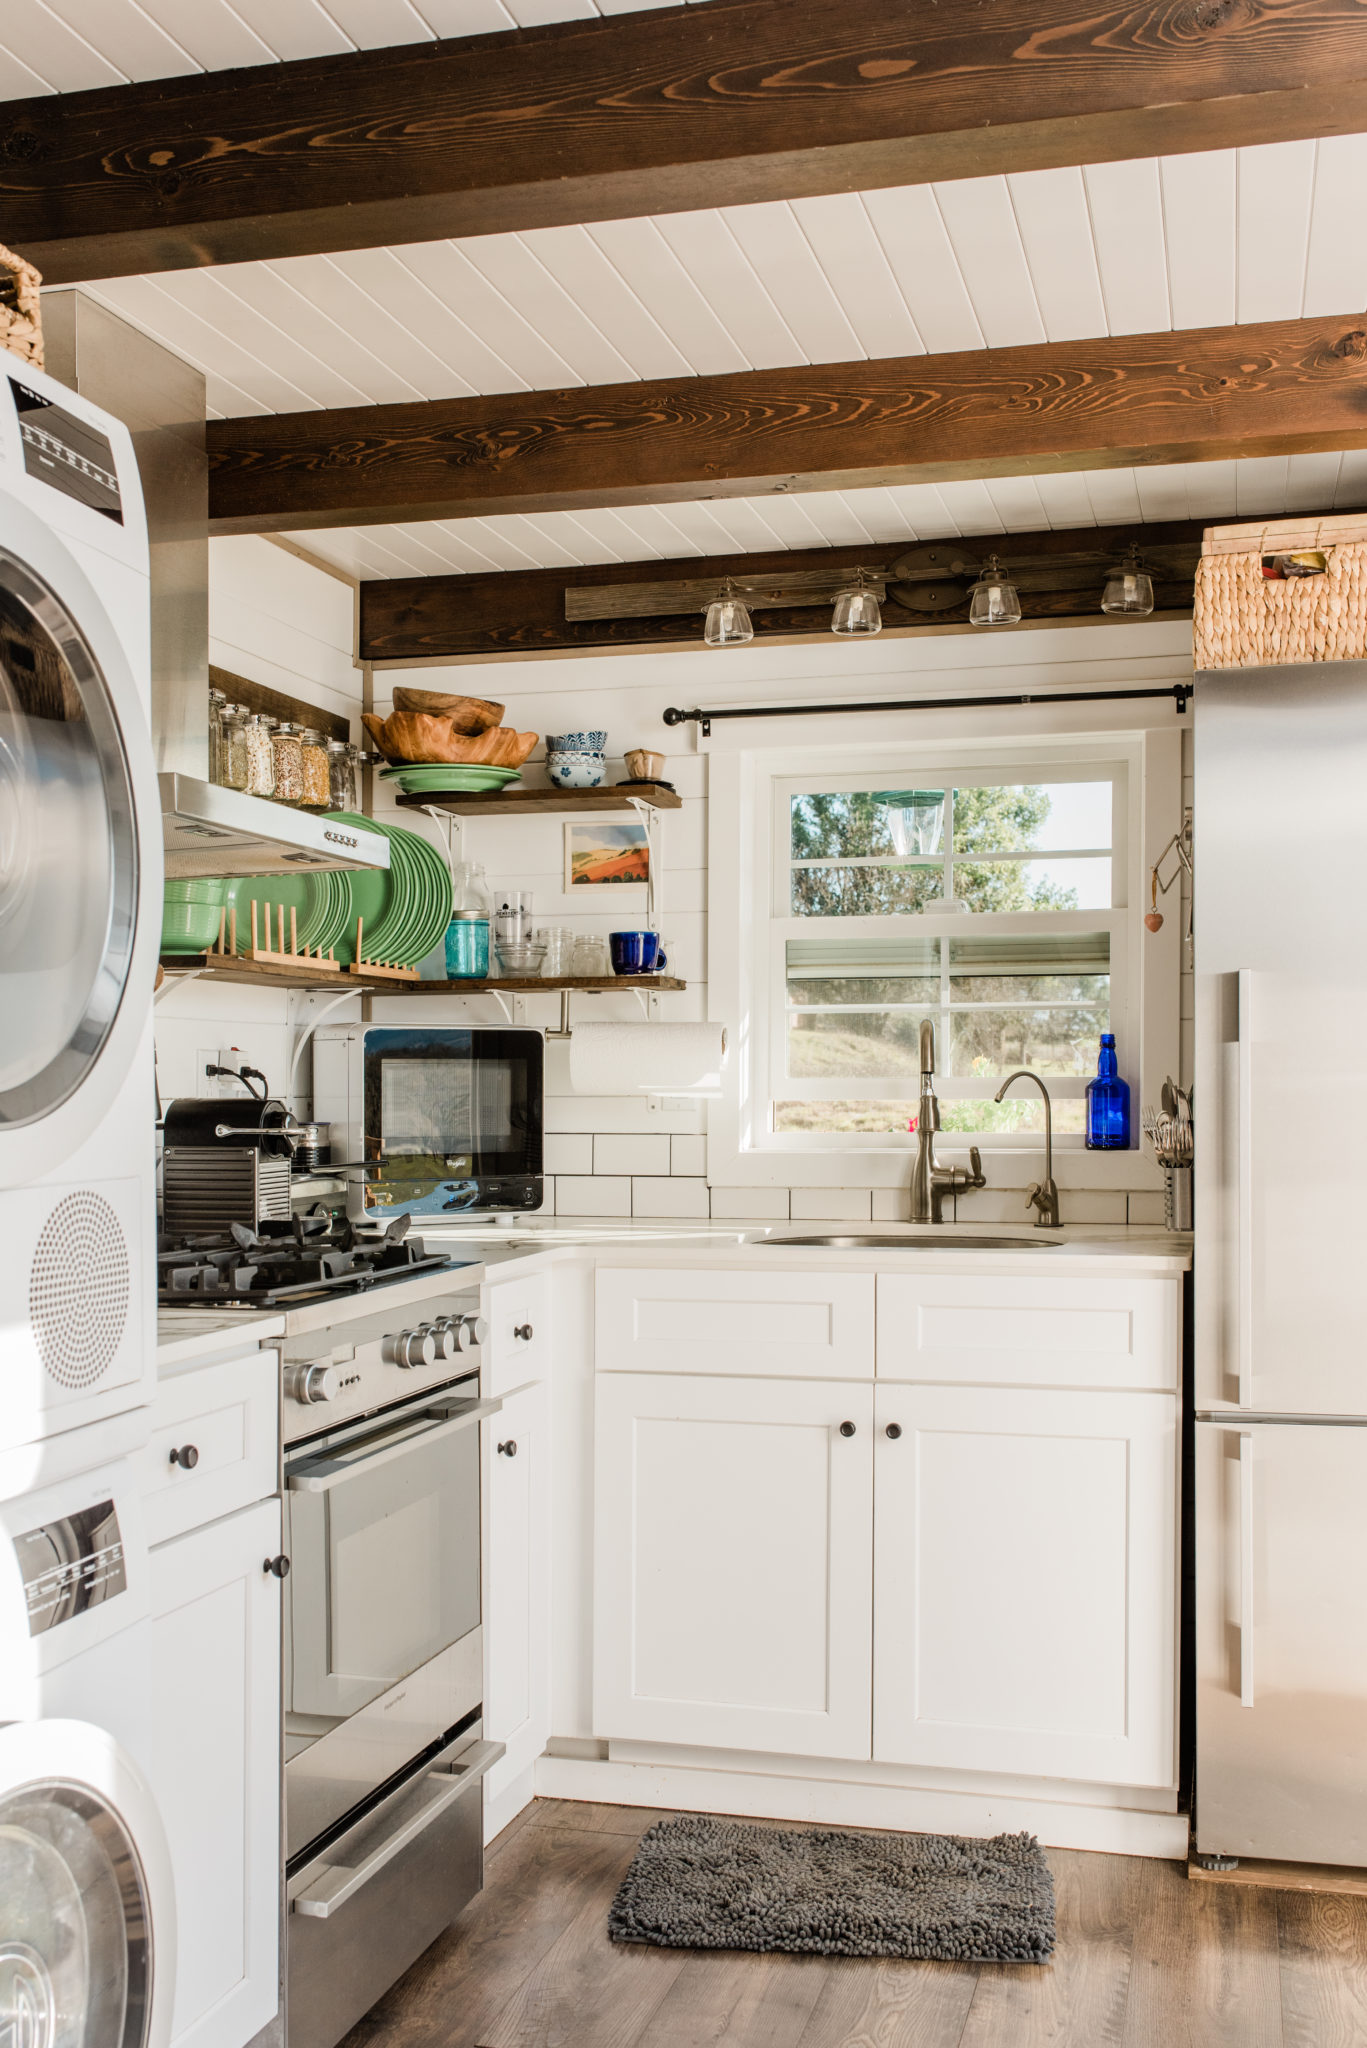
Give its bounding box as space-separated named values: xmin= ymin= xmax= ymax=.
xmin=45 ymin=291 xmax=388 ymax=881
xmin=160 ymin=775 xmax=390 ymax=877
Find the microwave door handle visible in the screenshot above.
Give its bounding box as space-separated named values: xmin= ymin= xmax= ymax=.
xmin=287 ymin=1397 xmax=504 ymax=1493
xmin=292 ymin=1740 xmax=505 ymax=1920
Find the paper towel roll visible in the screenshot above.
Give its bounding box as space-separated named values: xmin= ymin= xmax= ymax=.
xmin=568 ymin=1021 xmax=728 ymax=1096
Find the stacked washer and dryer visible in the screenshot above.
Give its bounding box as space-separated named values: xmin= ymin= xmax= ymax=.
xmin=0 ymin=360 xmax=177 ymax=2048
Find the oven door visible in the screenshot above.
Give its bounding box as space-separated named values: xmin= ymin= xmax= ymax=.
xmin=285 ymin=1389 xmax=498 ymax=1724
xmin=358 ymin=1026 xmax=543 ymax=1217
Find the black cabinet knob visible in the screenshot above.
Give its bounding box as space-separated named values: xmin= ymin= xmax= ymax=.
xmin=885 ymin=1423 xmax=903 ymax=1440
xmin=263 ymin=1555 xmax=291 ymax=1579
xmin=497 ymin=1439 xmax=519 ymax=1458
xmin=839 ymin=1420 xmax=856 ymax=1438
xmin=514 ymin=1323 xmax=534 ymax=1341
xmin=169 ymin=1444 xmax=199 ymax=1469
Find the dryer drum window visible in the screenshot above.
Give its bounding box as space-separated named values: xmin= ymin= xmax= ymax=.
xmin=0 ymin=550 xmax=138 ymax=1128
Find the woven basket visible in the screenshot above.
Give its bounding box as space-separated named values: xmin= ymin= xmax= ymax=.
xmin=1194 ymin=521 xmax=1367 ymax=669
xmin=0 ymin=243 xmax=43 ymax=370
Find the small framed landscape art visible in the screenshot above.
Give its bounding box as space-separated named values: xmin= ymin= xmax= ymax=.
xmin=564 ymin=820 xmax=650 ymax=892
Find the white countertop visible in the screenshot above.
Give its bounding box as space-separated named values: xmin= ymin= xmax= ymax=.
xmin=157 ymin=1306 xmax=286 ymax=1367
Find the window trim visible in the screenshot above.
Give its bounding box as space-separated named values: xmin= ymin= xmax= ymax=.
xmin=706 ymin=719 xmax=1181 ymax=1192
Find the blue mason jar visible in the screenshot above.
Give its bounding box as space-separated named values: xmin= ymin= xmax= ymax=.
xmin=444 ymin=910 xmax=490 ymax=979
xmin=1085 ymin=1032 xmax=1131 ymax=1149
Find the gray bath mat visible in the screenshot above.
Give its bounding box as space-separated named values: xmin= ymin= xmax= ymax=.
xmin=608 ymin=1814 xmax=1055 ymax=1964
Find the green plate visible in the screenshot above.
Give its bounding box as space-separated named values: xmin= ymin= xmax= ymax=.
xmin=379 ymin=765 xmax=522 ymax=793
xmin=323 ymin=816 xmax=394 ymax=965
xmin=221 ymin=875 xmax=315 ymax=957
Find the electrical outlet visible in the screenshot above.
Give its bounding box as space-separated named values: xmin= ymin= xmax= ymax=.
xmin=205 ymin=1045 xmax=259 ymax=1095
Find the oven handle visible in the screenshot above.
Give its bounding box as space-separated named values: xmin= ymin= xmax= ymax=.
xmin=292 ymin=1740 xmax=505 ymax=1920
xmin=286 ymin=1397 xmax=504 ymax=1493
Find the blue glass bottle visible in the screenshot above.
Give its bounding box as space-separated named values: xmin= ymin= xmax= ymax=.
xmin=1085 ymin=1033 xmax=1131 ymax=1149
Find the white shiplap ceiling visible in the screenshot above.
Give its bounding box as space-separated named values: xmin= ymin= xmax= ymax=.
xmin=9 ymin=5 xmax=1367 ymax=576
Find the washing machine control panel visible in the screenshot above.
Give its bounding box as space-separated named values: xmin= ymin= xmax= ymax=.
xmin=14 ymin=1498 xmax=128 ymax=1637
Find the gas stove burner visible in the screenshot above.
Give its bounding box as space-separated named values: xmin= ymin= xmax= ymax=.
xmin=156 ymin=1209 xmax=457 ymax=1307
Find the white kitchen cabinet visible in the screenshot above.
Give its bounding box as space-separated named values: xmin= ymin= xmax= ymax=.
xmin=594 ymin=1372 xmax=874 ymax=1757
xmin=596 ymin=1266 xmax=875 ymax=1380
xmin=135 ymin=1348 xmax=279 ymax=1547
xmin=482 ymin=1268 xmax=551 ymax=1396
xmin=873 ymin=1383 xmax=1177 ymax=1787
xmin=149 ymin=1497 xmax=282 ymax=2048
xmin=876 ymin=1272 xmax=1179 ymax=1391
xmin=483 ymin=1379 xmax=550 ymax=1804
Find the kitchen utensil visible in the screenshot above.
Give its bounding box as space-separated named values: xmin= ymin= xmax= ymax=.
xmin=496 ymin=936 xmax=547 ymax=976
xmin=161 ymin=877 xmax=228 ymax=953
xmin=547 ymin=750 xmax=606 ymax=790
xmin=625 ymin=749 xmax=665 ymax=782
xmin=540 ymin=927 xmax=574 ymax=976
xmin=378 ymin=764 xmax=522 ymax=794
xmin=444 ymin=912 xmax=490 ymax=979
xmin=291 ymin=1121 xmax=331 ymax=1173
xmin=548 ymin=731 xmax=607 ymax=752
xmin=362 ymin=711 xmax=538 ymax=768
xmin=390 ymin=687 xmax=504 ymax=732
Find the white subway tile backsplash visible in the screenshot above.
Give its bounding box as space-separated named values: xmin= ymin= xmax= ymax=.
xmin=708 ymin=1186 xmax=792 ymax=1220
xmin=959 ymin=1187 xmax=1128 ymax=1225
xmin=544 ymin=1134 xmax=593 ymax=1176
xmin=789 ymin=1188 xmax=874 ymax=1222
xmin=670 ymin=1135 xmax=707 ymax=1177
xmin=545 ymin=1093 xmax=706 ymax=1135
xmin=595 ymin=1134 xmax=672 ymax=1176
xmin=632 ymin=1177 xmax=710 ymax=1218
xmin=555 ymin=1176 xmax=632 ymax=1216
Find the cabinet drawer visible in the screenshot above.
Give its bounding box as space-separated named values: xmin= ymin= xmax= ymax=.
xmin=877 ymin=1273 xmax=1179 ymax=1391
xmin=597 ymin=1267 xmax=874 ymax=1379
xmin=482 ymin=1270 xmax=550 ymax=1394
xmin=136 ymin=1349 xmax=279 ymax=1545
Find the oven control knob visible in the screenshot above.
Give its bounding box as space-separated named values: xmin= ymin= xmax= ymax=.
xmin=428 ymin=1318 xmax=460 ymax=1360
xmin=384 ymin=1326 xmax=437 ymax=1369
xmin=454 ymin=1314 xmax=488 ymax=1351
xmin=286 ymin=1362 xmax=340 ymax=1406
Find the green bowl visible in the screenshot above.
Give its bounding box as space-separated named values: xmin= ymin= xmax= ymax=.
xmin=161 ymin=897 xmax=226 ymax=953
xmin=164 ymin=877 xmax=228 ymax=904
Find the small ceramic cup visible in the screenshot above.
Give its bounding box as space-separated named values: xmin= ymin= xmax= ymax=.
xmin=626 ymin=749 xmax=665 ymax=782
xmin=610 ymin=930 xmax=659 ymax=975
xmin=547 ymin=731 xmax=608 ymax=753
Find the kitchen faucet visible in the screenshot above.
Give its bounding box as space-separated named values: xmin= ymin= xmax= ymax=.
xmin=994 ymin=1070 xmax=1061 ymax=1228
xmin=910 ymin=1021 xmax=987 ymax=1223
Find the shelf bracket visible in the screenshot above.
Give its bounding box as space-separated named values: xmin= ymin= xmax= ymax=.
xmin=632 ymin=988 xmax=663 ymax=1022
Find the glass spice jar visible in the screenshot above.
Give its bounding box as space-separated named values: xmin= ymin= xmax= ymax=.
xmin=271 ymin=722 xmax=304 ymax=805
xmin=326 ymin=737 xmax=355 ymax=811
xmin=208 ymin=686 xmax=227 ymax=784
xmin=244 ymin=714 xmax=276 ymax=797
xmin=299 ymin=728 xmax=330 ymax=808
xmin=221 ymin=706 xmax=249 ymax=791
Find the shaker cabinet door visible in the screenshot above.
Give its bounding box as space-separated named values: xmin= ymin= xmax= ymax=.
xmin=483 ymin=1379 xmax=550 ymax=1816
xmin=149 ymin=1499 xmax=282 ymax=2048
xmin=873 ymin=1385 xmax=1177 ymax=1788
xmin=594 ymin=1372 xmax=874 ymax=1758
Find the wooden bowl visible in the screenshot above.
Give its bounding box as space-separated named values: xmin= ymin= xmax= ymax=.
xmin=391 ymin=686 xmax=504 ymax=734
xmin=363 ymin=711 xmax=538 ymax=767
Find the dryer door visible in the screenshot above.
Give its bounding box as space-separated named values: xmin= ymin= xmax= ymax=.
xmin=0 ymin=513 xmax=160 ymax=1189
xmin=0 ymin=1719 xmax=175 ymax=2048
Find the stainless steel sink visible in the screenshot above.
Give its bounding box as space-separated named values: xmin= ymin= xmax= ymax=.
xmin=760 ymin=1234 xmax=1065 ymax=1250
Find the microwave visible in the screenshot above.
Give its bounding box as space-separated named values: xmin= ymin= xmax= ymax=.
xmin=313 ymin=1025 xmax=544 ymax=1220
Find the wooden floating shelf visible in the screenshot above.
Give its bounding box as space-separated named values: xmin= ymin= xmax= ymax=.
xmin=394 ymin=780 xmax=681 ymax=817
xmin=160 ymin=957 xmax=685 ymax=995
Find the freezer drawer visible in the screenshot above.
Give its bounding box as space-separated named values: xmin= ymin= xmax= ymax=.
xmin=1196 ymin=1419 xmax=1367 ymax=1865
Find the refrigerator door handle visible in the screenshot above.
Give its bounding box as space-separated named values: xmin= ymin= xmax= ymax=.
xmin=1239 ymin=1429 xmax=1255 ymax=1708
xmin=1236 ymin=970 xmax=1255 ymax=1410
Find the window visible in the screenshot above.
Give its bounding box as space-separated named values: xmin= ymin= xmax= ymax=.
xmin=765 ymin=759 xmax=1130 ymax=1145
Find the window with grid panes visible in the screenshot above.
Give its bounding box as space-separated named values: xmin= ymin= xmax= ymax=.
xmin=771 ymin=768 xmax=1125 ymax=1142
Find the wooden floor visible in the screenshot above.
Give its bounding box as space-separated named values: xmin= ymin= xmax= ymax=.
xmin=340 ymin=1798 xmax=1367 ymax=2048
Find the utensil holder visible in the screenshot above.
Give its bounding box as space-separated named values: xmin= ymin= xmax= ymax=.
xmin=1164 ymin=1165 xmax=1193 ymax=1232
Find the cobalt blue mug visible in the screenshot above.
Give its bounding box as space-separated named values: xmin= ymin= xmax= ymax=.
xmin=610 ymin=930 xmax=659 ymax=975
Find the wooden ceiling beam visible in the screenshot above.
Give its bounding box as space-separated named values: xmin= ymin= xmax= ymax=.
xmin=7 ymin=0 xmax=1367 ymax=283
xmin=359 ymin=521 xmax=1206 ymax=664
xmin=208 ymin=315 xmax=1367 ymax=533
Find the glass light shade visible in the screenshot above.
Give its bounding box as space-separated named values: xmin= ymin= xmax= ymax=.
xmin=831 ymin=583 xmax=882 ymax=635
xmin=1101 ymin=557 xmax=1155 ymax=615
xmin=704 ymin=593 xmax=754 ymax=647
xmin=968 ymin=556 xmax=1021 ymax=627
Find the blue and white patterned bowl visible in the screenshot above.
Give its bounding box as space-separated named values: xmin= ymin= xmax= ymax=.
xmin=547 ymin=750 xmax=606 ymax=789
xmin=547 ymin=730 xmax=607 ymax=753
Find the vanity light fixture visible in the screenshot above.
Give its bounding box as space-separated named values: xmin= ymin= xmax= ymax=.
xmin=831 ymin=568 xmax=883 ymax=636
xmin=968 ymin=555 xmax=1022 ymax=627
xmin=703 ymin=579 xmax=754 ymax=647
xmin=1101 ymin=545 xmax=1155 ymax=616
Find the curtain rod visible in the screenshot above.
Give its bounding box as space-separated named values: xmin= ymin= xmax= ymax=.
xmin=662 ymin=683 xmax=1192 ymax=737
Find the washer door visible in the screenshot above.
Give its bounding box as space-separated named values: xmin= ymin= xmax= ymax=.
xmin=0 ymin=503 xmax=160 ymax=1190
xmin=0 ymin=1721 xmax=175 ymax=2048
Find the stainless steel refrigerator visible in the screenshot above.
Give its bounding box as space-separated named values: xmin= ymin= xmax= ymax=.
xmin=1194 ymin=658 xmax=1367 ymax=1868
